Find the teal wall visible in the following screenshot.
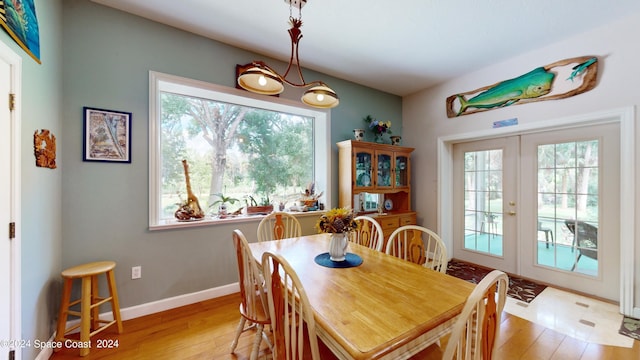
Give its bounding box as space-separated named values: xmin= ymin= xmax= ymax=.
xmin=60 ymin=0 xmax=401 ymax=313
xmin=0 ymin=0 xmax=63 ymax=359
xmin=0 ymin=1 xmax=399 ymax=358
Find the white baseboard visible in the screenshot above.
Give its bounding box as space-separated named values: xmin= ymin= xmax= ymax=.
xmin=34 ymin=334 xmax=56 ymax=360
xmin=119 ymin=282 xmax=239 ymax=321
xmin=36 ymin=283 xmax=239 ymax=359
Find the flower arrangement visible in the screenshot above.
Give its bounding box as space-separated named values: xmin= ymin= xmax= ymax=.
xmin=315 ymin=207 xmax=359 ymax=234
xmin=363 ymin=115 xmax=392 ymax=140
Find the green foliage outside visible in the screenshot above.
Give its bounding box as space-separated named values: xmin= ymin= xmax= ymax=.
xmin=159 ymin=92 xmax=313 ymax=218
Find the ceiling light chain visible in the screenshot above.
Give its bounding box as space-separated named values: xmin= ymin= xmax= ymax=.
xmin=236 ymin=0 xmax=339 ymax=109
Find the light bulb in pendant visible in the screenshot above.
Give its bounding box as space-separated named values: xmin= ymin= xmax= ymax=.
xmin=316 ymin=93 xmax=324 ymax=102
xmin=258 ymin=75 xmax=267 ymax=86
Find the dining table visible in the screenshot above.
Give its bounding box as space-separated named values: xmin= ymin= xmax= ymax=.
xmin=248 ymin=233 xmax=475 ymax=360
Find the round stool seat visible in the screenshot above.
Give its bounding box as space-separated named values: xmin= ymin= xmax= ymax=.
xmin=62 ymin=261 xmax=116 ymax=278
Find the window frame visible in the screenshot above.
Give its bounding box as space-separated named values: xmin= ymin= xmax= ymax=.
xmin=148 ymin=71 xmax=331 ymax=230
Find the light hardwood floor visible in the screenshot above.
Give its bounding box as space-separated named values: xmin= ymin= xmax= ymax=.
xmin=49 ymin=293 xmax=640 ymax=359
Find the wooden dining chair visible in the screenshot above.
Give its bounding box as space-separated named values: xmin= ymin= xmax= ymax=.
xmin=262 ymin=251 xmax=321 ymax=360
xmin=350 ymin=215 xmax=384 ymax=251
xmin=257 ymin=212 xmax=302 ymax=242
xmin=386 ymin=225 xmax=448 ymax=272
xmin=230 ymin=230 xmax=272 ymax=360
xmin=442 ymin=270 xmax=509 ymax=360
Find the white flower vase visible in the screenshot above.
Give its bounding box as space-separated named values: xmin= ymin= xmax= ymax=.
xmin=353 ymin=129 xmax=365 ymax=141
xmin=329 ymin=232 xmax=349 ymax=261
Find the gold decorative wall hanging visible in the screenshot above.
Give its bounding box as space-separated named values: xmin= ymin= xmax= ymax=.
xmin=446 ymin=56 xmax=598 ymax=117
xmin=34 ymin=129 xmax=56 ymax=169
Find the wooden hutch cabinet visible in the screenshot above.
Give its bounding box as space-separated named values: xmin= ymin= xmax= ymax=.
xmin=337 ymin=140 xmax=417 ymax=242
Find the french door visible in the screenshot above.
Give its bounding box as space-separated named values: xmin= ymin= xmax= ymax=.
xmin=452 ymin=123 xmax=620 ymax=300
xmin=452 ymin=136 xmax=518 ymax=274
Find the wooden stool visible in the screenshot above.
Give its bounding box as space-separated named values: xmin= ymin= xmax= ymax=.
xmin=55 ymin=261 xmax=123 ymax=356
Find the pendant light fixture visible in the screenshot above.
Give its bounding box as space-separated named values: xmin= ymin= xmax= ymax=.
xmin=237 ymin=0 xmax=339 ymax=109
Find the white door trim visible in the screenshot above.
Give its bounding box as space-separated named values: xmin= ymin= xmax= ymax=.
xmin=438 ymin=107 xmax=635 ymax=316
xmin=0 ymin=39 xmax=22 ymax=359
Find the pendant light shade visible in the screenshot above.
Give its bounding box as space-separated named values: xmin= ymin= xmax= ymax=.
xmin=302 ymin=85 xmax=339 ymax=108
xmin=236 ymin=0 xmax=339 ymax=109
xmin=236 ymin=66 xmax=284 ymax=95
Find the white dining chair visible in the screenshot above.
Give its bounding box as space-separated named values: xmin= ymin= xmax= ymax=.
xmin=230 ymin=230 xmax=272 ymax=360
xmin=262 ymin=251 xmax=321 ymax=360
xmin=351 ymin=215 xmax=384 ymax=251
xmin=442 ymin=270 xmax=509 ymax=360
xmin=257 ymin=212 xmax=302 ymax=242
xmin=386 ymin=225 xmax=448 ymax=272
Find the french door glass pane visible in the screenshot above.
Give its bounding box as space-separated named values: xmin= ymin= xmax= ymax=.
xmin=536 ymin=140 xmax=599 ymax=276
xmin=463 ymin=150 xmax=503 ymax=256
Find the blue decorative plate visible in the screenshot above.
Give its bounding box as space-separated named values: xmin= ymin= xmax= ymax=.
xmin=314 ymin=253 xmax=363 ymax=268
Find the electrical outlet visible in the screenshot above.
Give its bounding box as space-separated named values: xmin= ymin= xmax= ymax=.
xmin=131 ymin=266 xmax=142 ymax=279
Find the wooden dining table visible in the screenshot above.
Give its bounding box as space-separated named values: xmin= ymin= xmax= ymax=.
xmin=248 ymin=233 xmax=475 ymax=360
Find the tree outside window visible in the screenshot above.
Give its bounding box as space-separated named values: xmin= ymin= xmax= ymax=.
xmin=149 ymin=72 xmax=329 ymax=227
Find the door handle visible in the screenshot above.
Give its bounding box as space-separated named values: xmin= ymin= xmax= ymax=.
xmin=508 ymin=211 xmax=516 ymax=216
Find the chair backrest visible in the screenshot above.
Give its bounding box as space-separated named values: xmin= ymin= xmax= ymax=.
xmin=257 ymin=212 xmax=302 ymax=242
xmin=232 ymin=230 xmax=269 ymax=322
xmin=262 ymin=251 xmax=320 ymax=360
xmin=564 ymin=219 xmax=598 ymax=258
xmin=385 ymin=225 xmax=448 ymax=272
xmin=350 ymin=216 xmax=384 ymax=251
xmin=443 ymin=270 xmax=509 ymax=360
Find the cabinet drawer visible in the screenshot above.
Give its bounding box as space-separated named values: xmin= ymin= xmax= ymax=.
xmin=399 ymin=214 xmax=416 ymax=226
xmin=379 ymin=216 xmax=399 ymax=230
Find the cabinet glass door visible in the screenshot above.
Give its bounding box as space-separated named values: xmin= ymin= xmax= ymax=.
xmin=354 ymin=150 xmax=374 ymax=188
xmin=395 ymin=154 xmax=409 ymax=187
xmin=377 ymin=152 xmax=392 ymax=188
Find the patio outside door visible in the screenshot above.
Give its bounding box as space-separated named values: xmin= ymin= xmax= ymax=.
xmin=519 ymin=123 xmax=619 ymax=301
xmin=452 ymin=136 xmax=518 ymax=274
xmin=452 ymin=123 xmax=620 ymax=301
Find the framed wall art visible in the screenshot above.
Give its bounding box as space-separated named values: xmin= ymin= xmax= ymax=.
xmin=83 ymin=107 xmax=132 ymax=163
xmin=0 ymin=0 xmax=41 ymax=63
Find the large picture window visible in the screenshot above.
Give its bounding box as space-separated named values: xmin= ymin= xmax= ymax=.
xmin=149 ymin=72 xmax=330 ymax=228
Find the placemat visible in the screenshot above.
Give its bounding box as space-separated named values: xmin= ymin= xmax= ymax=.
xmin=314 ymin=252 xmax=363 ymax=268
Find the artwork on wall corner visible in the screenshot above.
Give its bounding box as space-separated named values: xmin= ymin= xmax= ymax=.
xmin=83 ymin=107 xmax=132 ymax=163
xmin=446 ymin=56 xmax=598 ymax=118
xmin=34 ymin=129 xmax=56 ymax=169
xmin=0 ymin=0 xmax=41 ymax=64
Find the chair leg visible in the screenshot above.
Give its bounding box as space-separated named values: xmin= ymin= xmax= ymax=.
xmin=545 ymin=231 xmax=549 ymax=248
xmin=105 ymin=269 xmax=123 ymax=332
xmin=91 ymin=275 xmax=99 ymax=331
xmin=54 ymin=278 xmax=73 ymax=349
xmin=571 ymin=253 xmax=582 ymax=271
xmin=261 ymin=325 xmax=273 ymax=350
xmin=230 ymin=317 xmax=246 ymax=352
xmin=250 ymin=323 xmax=265 ymax=360
xmin=545 ymin=230 xmax=554 ymax=248
xmin=80 ymin=276 xmax=92 ymax=356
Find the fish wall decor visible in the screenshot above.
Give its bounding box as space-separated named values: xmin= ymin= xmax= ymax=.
xmin=446 ymin=56 xmax=598 ymax=117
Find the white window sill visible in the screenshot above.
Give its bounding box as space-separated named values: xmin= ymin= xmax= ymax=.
xmin=149 ymin=210 xmax=324 ymax=231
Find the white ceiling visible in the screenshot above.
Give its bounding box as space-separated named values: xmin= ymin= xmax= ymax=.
xmin=91 ymin=0 xmax=640 ymax=96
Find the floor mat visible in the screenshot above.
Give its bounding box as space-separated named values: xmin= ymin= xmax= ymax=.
xmin=446 ymin=258 xmax=546 ymax=303
xmin=619 ymin=316 xmax=640 ymax=341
